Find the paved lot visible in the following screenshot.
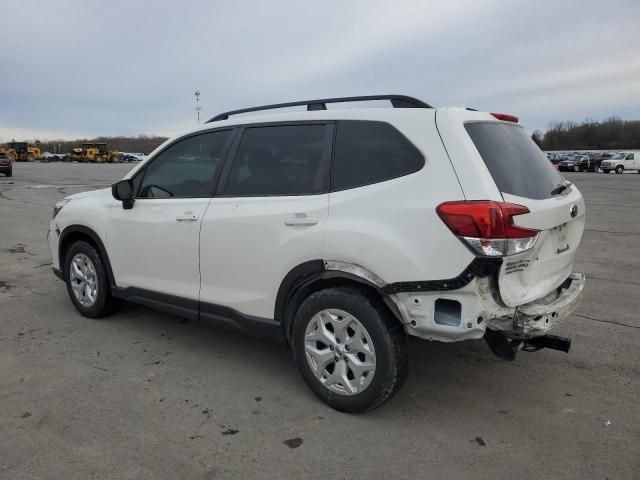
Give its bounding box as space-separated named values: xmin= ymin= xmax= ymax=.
xmin=1 ymin=163 xmax=638 ymax=480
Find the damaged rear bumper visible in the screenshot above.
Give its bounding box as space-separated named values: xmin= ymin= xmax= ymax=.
xmin=484 ymin=272 xmax=585 ymax=339
xmin=388 ymin=272 xmax=585 ymax=349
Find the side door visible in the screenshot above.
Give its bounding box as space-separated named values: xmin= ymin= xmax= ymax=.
xmin=107 ymin=129 xmax=235 ymax=303
xmin=199 ymin=122 xmax=333 ymax=321
xmin=624 ymin=153 xmax=636 ymax=170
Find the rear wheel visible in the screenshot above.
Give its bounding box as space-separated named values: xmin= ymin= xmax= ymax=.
xmin=5 ymin=168 xmax=12 ymax=177
xmin=291 ymin=287 xmax=408 ymax=413
xmin=64 ymin=241 xmax=121 ymax=318
xmin=602 ymin=169 xmax=610 ymax=173
xmin=615 ymin=165 xmax=624 ymax=174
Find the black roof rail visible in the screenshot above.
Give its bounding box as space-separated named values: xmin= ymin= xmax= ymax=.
xmin=206 ymin=95 xmax=432 ymax=122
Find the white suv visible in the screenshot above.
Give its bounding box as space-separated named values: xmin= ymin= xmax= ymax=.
xmin=48 ymin=95 xmax=586 ymax=412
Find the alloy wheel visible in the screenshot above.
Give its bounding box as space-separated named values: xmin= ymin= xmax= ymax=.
xmin=69 ymin=253 xmax=98 ymax=307
xmin=304 ymin=308 xmax=376 ymax=395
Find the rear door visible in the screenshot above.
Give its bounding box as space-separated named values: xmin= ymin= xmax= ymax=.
xmin=437 ymin=110 xmax=585 ymax=307
xmin=199 ymin=122 xmax=333 ymax=320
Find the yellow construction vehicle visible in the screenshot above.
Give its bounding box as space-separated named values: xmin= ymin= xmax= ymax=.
xmin=27 ymin=146 xmax=43 ymax=161
xmin=0 ymin=142 xmax=43 ymax=161
xmin=1 ymin=142 xmax=26 ymax=161
xmin=64 ymin=143 xmax=121 ymax=163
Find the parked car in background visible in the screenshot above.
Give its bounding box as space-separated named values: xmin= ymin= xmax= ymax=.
xmin=600 ymin=152 xmax=640 ymax=174
xmin=42 ymin=152 xmax=65 ymax=162
xmin=120 ymin=152 xmax=147 ymax=162
xmin=559 ymin=155 xmax=585 ymax=171
xmin=0 ymin=152 xmax=13 ymax=176
xmin=547 ymin=154 xmax=562 ymax=169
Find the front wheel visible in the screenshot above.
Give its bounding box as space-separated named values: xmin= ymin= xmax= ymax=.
xmin=292 ymin=287 xmax=408 ymax=413
xmin=64 ymin=241 xmax=121 ymax=318
xmin=602 ymin=169 xmax=610 ymax=173
xmin=5 ymin=168 xmax=12 ymax=177
xmin=573 ymin=165 xmax=580 ymax=172
xmin=615 ymin=165 xmax=624 ymax=174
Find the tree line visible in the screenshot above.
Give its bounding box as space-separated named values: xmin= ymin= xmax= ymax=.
xmin=6 ymin=117 xmax=640 ymax=154
xmin=14 ymin=135 xmax=169 ymax=155
xmin=531 ymin=117 xmax=640 ymax=151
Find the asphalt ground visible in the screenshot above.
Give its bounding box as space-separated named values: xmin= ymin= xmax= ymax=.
xmin=1 ymin=163 xmax=638 ymax=479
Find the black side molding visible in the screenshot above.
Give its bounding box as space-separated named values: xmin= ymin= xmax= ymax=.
xmin=58 ymin=225 xmax=117 ymax=286
xmin=52 ymin=267 xmax=64 ymax=281
xmin=382 ymin=257 xmax=502 ymax=294
xmin=111 ymin=286 xmax=283 ymax=342
xmin=112 ymin=286 xmax=199 ymax=321
xmin=200 ymin=302 xmax=283 ymax=342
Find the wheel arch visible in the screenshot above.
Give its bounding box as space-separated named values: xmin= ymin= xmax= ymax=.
xmin=275 ymin=260 xmax=404 ymax=344
xmin=58 ymin=225 xmax=116 ymax=286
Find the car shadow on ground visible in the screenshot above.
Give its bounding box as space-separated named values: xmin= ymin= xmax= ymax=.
xmin=104 ymin=300 xmax=554 ymax=417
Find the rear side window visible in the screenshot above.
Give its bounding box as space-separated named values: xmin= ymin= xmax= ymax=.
xmin=223 ymin=124 xmax=331 ymax=196
xmin=465 ymin=122 xmax=563 ymax=200
xmin=333 ymin=121 xmax=424 ymax=190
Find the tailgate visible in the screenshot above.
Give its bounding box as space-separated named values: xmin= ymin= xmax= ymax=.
xmin=499 ymin=188 xmax=585 ymax=306
xmin=436 ymin=110 xmax=585 ymax=307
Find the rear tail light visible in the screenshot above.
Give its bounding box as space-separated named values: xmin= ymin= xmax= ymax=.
xmin=436 ymin=201 xmax=539 ymax=257
xmin=490 ymin=112 xmax=519 ymax=123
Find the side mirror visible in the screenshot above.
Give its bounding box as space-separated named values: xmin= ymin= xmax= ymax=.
xmin=112 ymin=179 xmax=135 ymax=209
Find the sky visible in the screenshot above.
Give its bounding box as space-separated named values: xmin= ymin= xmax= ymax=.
xmin=1 ymin=0 xmax=639 ymax=141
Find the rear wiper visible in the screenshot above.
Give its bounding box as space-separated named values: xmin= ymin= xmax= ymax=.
xmin=550 ymin=184 xmax=568 ymax=195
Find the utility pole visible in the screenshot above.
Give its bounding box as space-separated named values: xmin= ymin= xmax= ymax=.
xmin=195 ymin=90 xmax=201 ymax=125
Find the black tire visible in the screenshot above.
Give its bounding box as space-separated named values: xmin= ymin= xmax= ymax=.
xmin=603 ymin=169 xmax=610 ymax=174
xmin=615 ymin=165 xmax=624 ymax=174
xmin=6 ymin=168 xmax=12 ymax=177
xmin=291 ymin=287 xmax=408 ymax=413
xmin=573 ymin=165 xmax=580 ymax=172
xmin=64 ymin=240 xmax=121 ymax=318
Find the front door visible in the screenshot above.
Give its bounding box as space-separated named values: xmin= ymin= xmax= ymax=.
xmin=624 ymin=153 xmax=636 ymax=171
xmin=107 ymin=129 xmax=234 ymax=301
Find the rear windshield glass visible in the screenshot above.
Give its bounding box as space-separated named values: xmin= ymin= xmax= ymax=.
xmin=465 ymin=122 xmax=564 ymax=200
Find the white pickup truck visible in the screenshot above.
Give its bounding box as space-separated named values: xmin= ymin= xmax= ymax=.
xmin=600 ymin=152 xmax=640 ymax=174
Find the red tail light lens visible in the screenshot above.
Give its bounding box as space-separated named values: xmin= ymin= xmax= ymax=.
xmin=436 ymin=201 xmax=539 ymax=256
xmin=490 ymin=112 xmax=519 ymax=123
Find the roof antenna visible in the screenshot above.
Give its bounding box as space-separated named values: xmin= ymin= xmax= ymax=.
xmin=195 ymin=90 xmax=201 ymax=125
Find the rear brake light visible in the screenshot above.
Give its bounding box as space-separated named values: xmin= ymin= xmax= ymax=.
xmin=490 ymin=112 xmax=519 ymax=123
xmin=436 ymin=201 xmax=539 ymax=257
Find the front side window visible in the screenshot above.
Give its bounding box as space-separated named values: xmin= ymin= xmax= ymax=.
xmin=627 ymin=153 xmax=634 ymax=160
xmin=332 ymin=120 xmax=424 ymax=190
xmin=138 ymin=130 xmax=232 ymax=198
xmin=223 ymin=124 xmax=331 ymax=196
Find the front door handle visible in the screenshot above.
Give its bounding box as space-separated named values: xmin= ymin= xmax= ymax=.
xmin=285 ymin=215 xmax=318 ymax=226
xmin=176 ymin=212 xmax=198 ymax=222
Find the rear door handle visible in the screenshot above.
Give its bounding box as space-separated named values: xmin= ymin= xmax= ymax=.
xmin=285 ymin=215 xmax=318 ymax=226
xmin=176 ymin=212 xmax=198 ymax=222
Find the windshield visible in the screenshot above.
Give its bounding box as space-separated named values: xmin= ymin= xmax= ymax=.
xmin=465 ymin=122 xmax=564 ymax=200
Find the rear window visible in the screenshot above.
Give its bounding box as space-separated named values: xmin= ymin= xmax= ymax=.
xmin=465 ymin=122 xmax=563 ymax=200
